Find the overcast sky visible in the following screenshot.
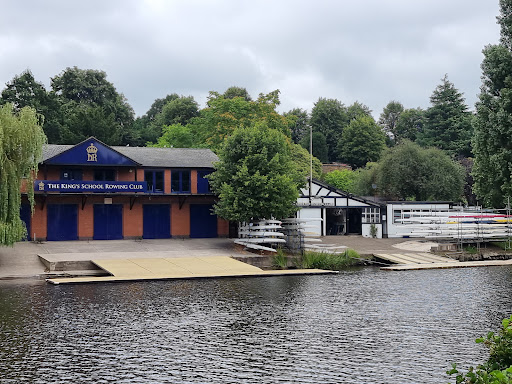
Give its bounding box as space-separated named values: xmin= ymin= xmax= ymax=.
xmin=0 ymin=0 xmax=501 ymax=118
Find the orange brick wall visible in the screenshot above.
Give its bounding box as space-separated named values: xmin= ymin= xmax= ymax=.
xmin=164 ymin=170 xmax=171 ymax=194
xmin=124 ymin=200 xmax=143 ymax=237
xmin=191 ymin=170 xmax=197 ymax=194
xmin=118 ymin=169 xmax=136 ymax=182
xmin=31 ymin=199 xmax=47 ymax=240
xmin=136 ymin=169 xmax=144 ymax=182
xmin=78 ymin=203 xmax=94 ymax=238
xmin=217 ymin=218 xmax=229 ymax=237
xmin=171 ymin=203 xmax=190 ymax=237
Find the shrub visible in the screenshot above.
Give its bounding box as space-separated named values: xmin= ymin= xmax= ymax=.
xmin=298 ymin=249 xmax=360 ymax=270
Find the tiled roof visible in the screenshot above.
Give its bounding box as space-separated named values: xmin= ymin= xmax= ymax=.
xmin=42 ymin=144 xmax=219 ymax=168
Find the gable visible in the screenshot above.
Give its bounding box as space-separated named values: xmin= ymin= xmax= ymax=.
xmin=44 ymin=138 xmax=138 ymax=166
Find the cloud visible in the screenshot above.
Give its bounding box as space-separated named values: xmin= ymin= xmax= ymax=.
xmin=0 ymin=0 xmax=501 ymax=117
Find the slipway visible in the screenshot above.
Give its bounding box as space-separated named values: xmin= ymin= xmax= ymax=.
xmin=45 ymin=256 xmax=336 ymax=284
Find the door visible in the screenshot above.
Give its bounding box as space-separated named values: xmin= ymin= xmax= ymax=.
xmin=143 ymin=204 xmax=171 ymax=239
xmin=94 ymin=204 xmax=123 ymax=240
xmin=47 ymin=204 xmax=78 ymax=241
xmin=190 ymin=204 xmax=217 ymax=238
xmin=20 ymin=204 xmax=31 ymax=240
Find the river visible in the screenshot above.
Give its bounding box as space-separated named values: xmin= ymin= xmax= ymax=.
xmin=1 ymin=266 xmax=511 ymax=383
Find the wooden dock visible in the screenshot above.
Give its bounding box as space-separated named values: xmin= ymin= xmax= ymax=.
xmin=376 ymin=253 xmax=512 ymax=271
xmin=46 ymin=256 xmax=336 ymax=284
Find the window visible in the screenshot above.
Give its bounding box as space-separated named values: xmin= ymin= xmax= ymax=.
xmin=145 ymin=170 xmax=164 ymax=193
xmin=197 ymin=171 xmax=212 ymax=194
xmin=362 ymin=207 xmax=380 ymax=223
xmin=94 ymin=169 xmax=115 ymax=181
xmin=61 ymin=169 xmax=83 ymax=180
xmin=171 ymin=170 xmax=190 ymax=193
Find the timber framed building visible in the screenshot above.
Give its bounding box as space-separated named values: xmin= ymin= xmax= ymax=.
xmin=21 ymin=137 xmax=228 ymax=241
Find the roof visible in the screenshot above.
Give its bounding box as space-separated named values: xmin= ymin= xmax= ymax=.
xmin=42 ymin=143 xmax=219 ymax=168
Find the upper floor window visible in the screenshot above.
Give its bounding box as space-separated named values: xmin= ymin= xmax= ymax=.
xmin=94 ymin=169 xmax=115 ymax=181
xmin=61 ymin=169 xmax=83 ymax=181
xmin=145 ymin=170 xmax=164 ymax=193
xmin=197 ymin=170 xmax=212 ymax=194
xmin=171 ymin=170 xmax=190 ymax=193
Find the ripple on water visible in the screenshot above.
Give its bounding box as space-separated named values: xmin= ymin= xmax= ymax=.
xmin=1 ymin=266 xmax=511 ymax=383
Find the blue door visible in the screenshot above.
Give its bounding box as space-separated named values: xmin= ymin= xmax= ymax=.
xmin=190 ymin=204 xmax=217 ymax=238
xmin=47 ymin=204 xmax=78 ymax=241
xmin=143 ymin=204 xmax=171 ymax=239
xmin=20 ymin=204 xmax=31 ymax=241
xmin=94 ymin=204 xmax=123 ymax=240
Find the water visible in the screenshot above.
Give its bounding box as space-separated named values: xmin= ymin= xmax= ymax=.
xmin=1 ymin=266 xmax=512 ymax=384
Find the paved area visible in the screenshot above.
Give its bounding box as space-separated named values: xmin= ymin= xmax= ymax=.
xmin=47 ymin=256 xmax=335 ymax=285
xmin=0 ymin=236 xmax=431 ymax=279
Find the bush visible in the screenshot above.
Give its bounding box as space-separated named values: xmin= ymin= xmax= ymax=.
xmin=298 ymin=249 xmax=360 ymax=270
xmin=448 ymin=315 xmax=512 ymax=383
xmin=271 ymin=249 xmax=288 ymax=269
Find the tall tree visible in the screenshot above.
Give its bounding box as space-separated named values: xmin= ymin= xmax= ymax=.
xmin=378 ymin=101 xmax=404 ymax=142
xmin=222 ymin=86 xmax=252 ymax=101
xmin=208 ymin=125 xmax=300 ymax=222
xmin=0 ymin=104 xmax=46 ymax=246
xmin=1 ymin=70 xmax=62 ymax=143
xmin=284 ymin=108 xmax=309 ymax=144
xmin=148 ymin=124 xmax=195 ymax=148
xmin=473 ymin=0 xmax=512 ymax=207
xmin=299 ymin=131 xmax=329 ymax=163
xmin=418 ymin=75 xmax=473 ymax=157
xmin=51 ymin=67 xmax=136 ymax=145
xmin=310 ymin=98 xmax=349 ymax=162
xmin=337 ymin=116 xmax=386 ymax=168
xmin=394 ymin=107 xmax=424 ymax=143
xmin=133 ymin=94 xmax=179 ymax=145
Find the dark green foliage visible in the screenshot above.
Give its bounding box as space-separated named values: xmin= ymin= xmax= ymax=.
xmin=418 ymin=75 xmax=473 ymax=157
xmin=323 ymin=169 xmax=358 ymax=193
xmin=310 ymin=98 xmax=348 ymax=162
xmin=299 ymin=131 xmax=329 ymax=163
xmin=284 ymin=108 xmax=309 ymax=144
xmin=222 ymin=86 xmax=252 ymax=101
xmin=376 ymin=140 xmax=464 ymax=201
xmin=473 ymin=1 xmax=512 ymax=208
xmin=448 ymin=315 xmax=512 ymax=383
xmin=394 ymin=107 xmax=424 ymax=143
xmin=379 ymin=100 xmax=404 ymax=142
xmin=208 ymin=125 xmax=301 ymax=222
xmin=338 ymin=116 xmax=386 ymax=168
xmin=148 ymin=124 xmax=196 ymax=148
xmin=298 ymin=249 xmax=360 ymax=270
xmin=346 ymin=101 xmax=372 ymax=121
xmin=289 ymin=143 xmax=323 ymax=180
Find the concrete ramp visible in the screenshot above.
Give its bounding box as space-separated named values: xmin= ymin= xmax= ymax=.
xmin=46 ymin=256 xmax=335 ymax=284
xmin=375 ymin=253 xmax=457 ymax=265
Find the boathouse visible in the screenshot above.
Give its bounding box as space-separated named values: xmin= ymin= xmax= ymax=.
xmin=21 ymin=137 xmax=228 ymax=241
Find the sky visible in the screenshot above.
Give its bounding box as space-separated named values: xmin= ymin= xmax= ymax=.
xmin=0 ymin=0 xmax=502 ymax=118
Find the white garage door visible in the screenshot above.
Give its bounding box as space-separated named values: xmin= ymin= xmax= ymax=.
xmin=296 ymin=208 xmax=323 ymax=236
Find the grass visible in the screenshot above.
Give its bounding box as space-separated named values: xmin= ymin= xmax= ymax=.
xmin=297 ymin=249 xmax=360 ymax=270
xmin=271 ymin=249 xmax=288 ymax=269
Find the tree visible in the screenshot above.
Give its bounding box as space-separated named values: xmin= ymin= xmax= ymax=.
xmin=323 ymin=169 xmax=358 ymax=193
xmin=0 ymin=104 xmax=46 ymax=246
xmin=1 ymin=70 xmax=62 ymax=143
xmin=284 ymin=108 xmax=309 ymax=144
xmin=394 ymin=108 xmax=424 ymax=143
xmin=289 ymin=143 xmax=323 ymax=180
xmin=51 ymin=67 xmax=136 ymax=145
xmin=188 ymin=90 xmax=291 ymax=153
xmin=208 ymin=125 xmax=301 ymax=222
xmin=337 ymin=116 xmax=386 ymax=168
xmin=473 ymin=0 xmax=512 ymax=207
xmin=148 ymin=124 xmax=195 ymax=148
xmin=346 ymin=101 xmax=372 ymax=121
xmin=418 ymin=75 xmax=473 ymax=157
xmin=299 ymin=131 xmax=329 ymax=163
xmin=377 ymin=140 xmax=464 ymax=201
xmin=379 ymin=101 xmax=404 ymax=142
xmin=222 ymin=86 xmax=252 ymax=101
xmin=310 ymin=98 xmax=349 ymax=162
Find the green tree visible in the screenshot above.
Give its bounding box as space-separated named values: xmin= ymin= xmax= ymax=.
xmin=133 ymin=94 xmax=180 ymax=145
xmin=299 ymin=131 xmax=329 ymax=163
xmin=347 ymin=101 xmax=372 ymax=121
xmin=378 ymin=100 xmax=404 ymax=142
xmin=222 ymin=86 xmax=252 ymax=101
xmin=1 ymin=70 xmax=62 ymax=143
xmin=394 ymin=107 xmax=424 ymax=143
xmin=310 ymin=98 xmax=349 ymax=162
xmin=148 ymin=124 xmax=195 ymax=148
xmin=473 ymin=0 xmax=512 ymax=208
xmin=51 ymin=67 xmax=136 ymax=145
xmin=289 ymin=143 xmax=323 ymax=180
xmin=208 ymin=124 xmax=301 ymax=222
xmin=338 ymin=116 xmax=386 ymax=168
xmin=323 ymin=169 xmax=358 ymax=193
xmin=0 ymin=104 xmax=46 ymax=246
xmin=419 ymin=75 xmax=473 ymax=157
xmin=284 ymin=108 xmax=309 ymax=144
xmin=189 ymin=90 xmax=291 ymax=153
xmin=377 ymin=140 xmax=464 ymax=201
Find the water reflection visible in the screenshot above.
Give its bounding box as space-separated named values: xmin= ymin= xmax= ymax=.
xmin=1 ymin=266 xmax=512 ymax=383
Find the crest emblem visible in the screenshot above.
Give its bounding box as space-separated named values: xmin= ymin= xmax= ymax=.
xmin=38 ymin=181 xmax=45 ymax=191
xmin=86 ymin=143 xmax=98 ymax=162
